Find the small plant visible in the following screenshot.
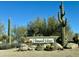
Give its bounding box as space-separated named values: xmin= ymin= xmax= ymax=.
xmin=44 ymin=44 xmax=54 ymax=51
xmin=35 ymin=44 xmax=44 ymax=51
xmin=73 ymin=33 xmax=79 ymax=44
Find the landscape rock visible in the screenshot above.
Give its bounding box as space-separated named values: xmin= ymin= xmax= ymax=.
xmin=66 ymin=43 xmax=78 ymax=49
xmin=31 ymin=45 xmax=37 ymax=50
xmin=0 ymin=41 xmax=2 ymax=45
xmin=54 ymin=43 xmax=63 ymax=50
xmin=43 ymin=44 xmax=50 ymax=48
xmin=28 ymin=45 xmax=35 ymax=51
xmin=18 ymin=43 xmax=28 ymax=51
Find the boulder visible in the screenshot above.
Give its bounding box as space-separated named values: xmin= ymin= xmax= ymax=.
xmin=18 ymin=43 xmax=28 ymax=51
xmin=0 ymin=41 xmax=2 ymax=45
xmin=30 ymin=45 xmax=36 ymax=50
xmin=66 ymin=43 xmax=78 ymax=49
xmin=43 ymin=44 xmax=50 ymax=48
xmin=54 ymin=43 xmax=63 ymax=50
xmin=28 ymin=47 xmax=33 ymax=51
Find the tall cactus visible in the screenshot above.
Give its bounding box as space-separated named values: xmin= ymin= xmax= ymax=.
xmin=58 ymin=2 xmax=68 ymax=47
xmin=8 ymin=17 xmax=11 ymax=45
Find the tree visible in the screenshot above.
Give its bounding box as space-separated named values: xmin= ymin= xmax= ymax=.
xmin=0 ymin=23 xmax=5 ymax=41
xmin=42 ymin=18 xmax=47 ymax=36
xmin=0 ymin=35 xmax=8 ymax=41
xmin=0 ymin=23 xmax=5 ymax=35
xmin=47 ymin=16 xmax=58 ymax=36
xmin=12 ymin=26 xmax=27 ymax=42
xmin=27 ymin=17 xmax=46 ymax=36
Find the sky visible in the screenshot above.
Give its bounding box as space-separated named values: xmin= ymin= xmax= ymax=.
xmin=0 ymin=1 xmax=79 ymax=33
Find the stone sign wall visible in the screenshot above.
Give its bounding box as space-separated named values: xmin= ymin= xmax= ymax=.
xmin=27 ymin=36 xmax=59 ymax=44
xmin=30 ymin=38 xmax=54 ymax=44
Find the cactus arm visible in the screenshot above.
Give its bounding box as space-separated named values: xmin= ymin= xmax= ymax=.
xmin=65 ymin=18 xmax=67 ymax=26
xmin=58 ymin=12 xmax=62 ymax=23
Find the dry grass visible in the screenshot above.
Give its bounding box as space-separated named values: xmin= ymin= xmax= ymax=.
xmin=0 ymin=48 xmax=79 ymax=57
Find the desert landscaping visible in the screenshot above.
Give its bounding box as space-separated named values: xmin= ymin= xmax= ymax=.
xmin=0 ymin=1 xmax=79 ymax=57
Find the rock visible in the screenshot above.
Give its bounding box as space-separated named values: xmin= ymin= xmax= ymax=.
xmin=31 ymin=45 xmax=36 ymax=50
xmin=55 ymin=43 xmax=63 ymax=50
xmin=0 ymin=41 xmax=2 ymax=45
xmin=43 ymin=44 xmax=50 ymax=48
xmin=28 ymin=47 xmax=33 ymax=51
xmin=18 ymin=43 xmax=28 ymax=51
xmin=66 ymin=43 xmax=78 ymax=49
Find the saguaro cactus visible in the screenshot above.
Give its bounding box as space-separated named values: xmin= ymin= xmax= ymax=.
xmin=8 ymin=17 xmax=11 ymax=45
xmin=58 ymin=2 xmax=68 ymax=47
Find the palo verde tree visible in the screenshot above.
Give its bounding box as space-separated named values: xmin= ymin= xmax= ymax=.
xmin=27 ymin=17 xmax=46 ymax=36
xmin=0 ymin=23 xmax=5 ymax=35
xmin=12 ymin=26 xmax=27 ymax=42
xmin=47 ymin=16 xmax=59 ymax=36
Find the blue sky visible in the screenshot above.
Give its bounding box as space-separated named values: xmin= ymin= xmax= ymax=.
xmin=0 ymin=1 xmax=79 ymax=33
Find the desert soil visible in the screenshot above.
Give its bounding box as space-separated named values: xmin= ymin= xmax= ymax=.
xmin=0 ymin=48 xmax=79 ymax=57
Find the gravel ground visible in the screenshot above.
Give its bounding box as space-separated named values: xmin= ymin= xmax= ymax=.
xmin=0 ymin=48 xmax=79 ymax=57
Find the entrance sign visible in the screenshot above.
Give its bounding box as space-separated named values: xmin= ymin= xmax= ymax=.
xmin=29 ymin=37 xmax=55 ymax=44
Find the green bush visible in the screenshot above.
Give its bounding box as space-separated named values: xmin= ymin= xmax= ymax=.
xmin=44 ymin=44 xmax=54 ymax=51
xmin=0 ymin=44 xmax=11 ymax=49
xmin=0 ymin=41 xmax=20 ymax=50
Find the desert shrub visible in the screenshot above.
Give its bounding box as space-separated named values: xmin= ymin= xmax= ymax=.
xmin=0 ymin=40 xmax=20 ymax=50
xmin=44 ymin=44 xmax=54 ymax=51
xmin=73 ymin=33 xmax=79 ymax=44
xmin=56 ymin=36 xmax=62 ymax=45
xmin=0 ymin=43 xmax=11 ymax=49
xmin=35 ymin=44 xmax=44 ymax=51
